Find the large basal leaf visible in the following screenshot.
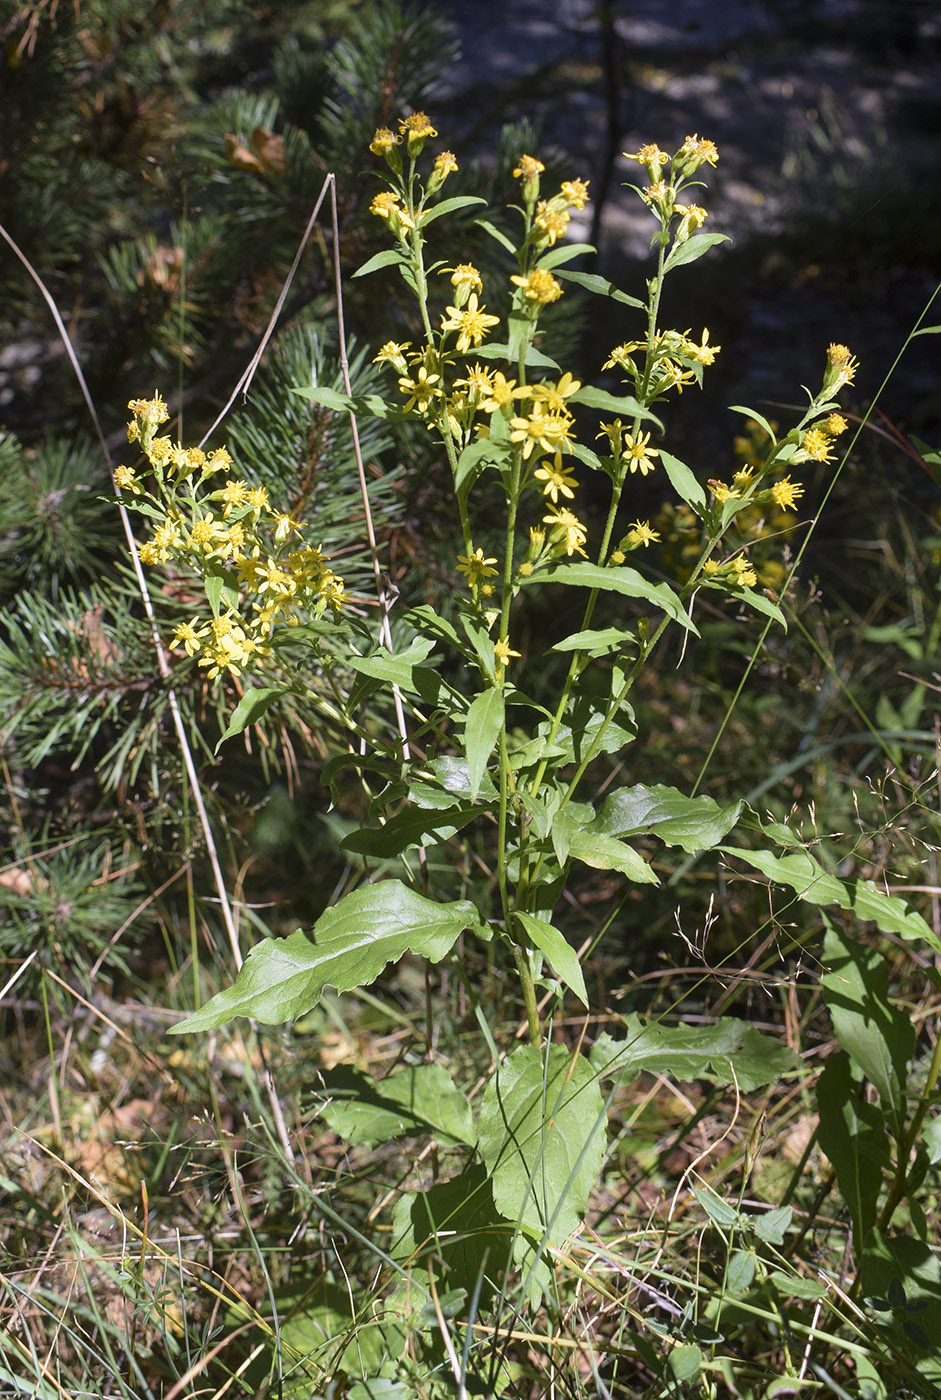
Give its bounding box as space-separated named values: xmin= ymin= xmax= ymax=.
xmin=817 ymin=1054 xmax=890 ymax=1250
xmin=533 ymin=563 xmax=696 ymax=632
xmin=821 ymin=916 xmax=914 ymax=1137
xmin=593 ymin=785 xmax=742 ymax=853
xmin=391 ymin=1164 xmax=515 ymax=1313
xmin=477 ymin=1045 xmax=605 ymax=1244
xmin=169 ymin=881 xmax=483 ymax=1033
xmin=721 ymin=847 xmax=940 ymax=950
xmin=315 ymin=1063 xmax=474 ymax=1147
xmin=591 ymin=1016 xmax=796 ymax=1092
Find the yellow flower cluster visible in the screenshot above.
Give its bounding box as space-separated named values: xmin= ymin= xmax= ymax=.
xmin=119 ymin=393 xmax=348 ymax=681
xmin=603 ymin=327 xmax=720 ymax=401
xmin=623 ymin=135 xmax=718 ymax=246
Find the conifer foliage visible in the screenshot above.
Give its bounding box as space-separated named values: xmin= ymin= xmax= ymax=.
xmin=0 ymin=0 xmax=455 ymax=985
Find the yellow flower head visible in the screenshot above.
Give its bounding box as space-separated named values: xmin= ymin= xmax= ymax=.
xmin=623 ymin=430 xmax=660 ymax=475
xmin=533 ymin=453 xmax=578 ymax=503
xmin=542 ymin=506 xmax=588 ymax=558
xmin=709 ymin=480 xmax=737 ymax=503
xmin=509 ymin=404 xmax=576 ymax=459
xmin=369 ymin=127 xmax=399 ymax=155
xmin=434 ymin=150 xmax=458 ymax=176
xmin=442 ymin=263 xmax=483 ymax=308
xmin=445 ymin=263 xmax=482 ymax=292
xmin=770 ymin=477 xmax=804 ymax=511
xmin=370 ymin=190 xmax=402 ymax=220
xmin=560 ymin=178 xmax=590 ymax=210
xmin=825 ymin=412 xmax=849 ymax=436
xmin=479 ymin=371 xmax=527 ymax=414
xmin=398 ymin=364 xmax=443 ymax=413
xmin=399 ymin=110 xmax=437 ymax=156
xmin=528 ymin=372 xmax=580 ymax=412
xmin=457 ymin=546 xmax=499 ymax=589
xmin=148 ymin=436 xmax=173 ymax=466
xmin=624 ymin=520 xmax=660 ymax=548
xmin=731 ymin=555 xmax=757 ymax=588
xmin=800 ymin=427 xmax=835 ymax=462
xmin=675 ymin=134 xmax=719 ymax=173
xmin=534 ymin=199 xmax=570 ymax=246
xmin=114 ymin=465 xmax=142 ymax=495
xmin=824 ymin=343 xmax=859 ymax=392
xmin=513 ymin=154 xmax=545 ymax=181
xmin=439 ymin=292 xmax=499 ymax=352
xmin=674 ymin=203 xmax=708 ymax=242
xmin=493 ymin=637 xmax=521 ymax=670
xmin=510 ymin=267 xmax=562 ymax=305
xmin=623 ymin=144 xmax=669 ymax=181
xmin=374 ymin=340 xmax=411 ymax=372
xmin=681 ymin=327 xmax=720 ymax=365
xmin=127 ymin=391 xmax=169 ymax=428
xmin=171 ymin=620 xmax=208 ymax=657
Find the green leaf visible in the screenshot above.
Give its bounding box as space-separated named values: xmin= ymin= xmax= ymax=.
xmin=204 ymin=569 xmax=239 ymax=618
xmin=767 ymin=1272 xmax=827 ymax=1300
xmin=535 ymin=242 xmax=595 ymax=269
xmin=753 ymin=1205 xmax=793 ymax=1245
xmin=591 ymin=1016 xmax=795 ymax=1091
xmin=726 ymin=1249 xmax=756 ymax=1296
xmin=821 ymin=917 xmax=914 ymax=1136
xmin=391 ymin=1164 xmax=515 ymax=1312
xmin=860 ymin=1228 xmax=941 ymax=1366
xmin=659 ymin=449 xmax=706 ymax=512
xmin=425 ymin=754 xmax=499 ymax=802
xmin=662 ymin=231 xmax=730 ymax=273
xmin=692 ymin=1185 xmax=738 ymax=1229
xmin=168 ymin=881 xmax=483 ymax=1033
xmin=701 ymin=578 xmax=787 ymax=628
xmin=474 ymin=340 xmax=561 ymax=371
xmin=348 ymin=636 xmax=437 ymax=694
xmin=475 ymin=218 xmax=516 ymax=253
xmin=728 ymin=406 xmax=778 ymax=445
xmin=569 ymin=384 xmax=662 ymax=428
xmin=532 ymin=563 xmax=698 ymax=633
xmin=817 ymin=1052 xmax=888 ymax=1246
xmin=292 ymin=384 xmax=354 ymax=412
xmin=340 ymin=803 xmax=478 ymax=858
xmin=721 ymin=847 xmax=941 ymax=950
xmin=464 ymin=686 xmax=504 ymax=799
xmin=567 ymin=828 xmax=658 ymax=885
xmin=477 ymin=1045 xmax=605 ymax=1243
xmin=911 ymin=324 xmax=941 ymax=337
xmin=454 ymin=436 xmax=504 ymax=505
xmin=550 ymin=627 xmax=635 ymax=657
xmin=735 ymin=1025 xmax=799 ymax=1091
xmin=215 ymin=687 xmax=284 ymax=752
xmin=353 ymin=247 xmax=404 ymax=278
xmin=315 ymin=1063 xmax=474 ymax=1146
xmin=420 ymin=195 xmax=487 ymax=224
xmin=668 ymin=1345 xmax=702 ymax=1383
xmin=552 ymin=269 xmax=644 ymax=308
xmin=516 ymin=911 xmax=588 ymax=1006
xmin=594 ymin=784 xmax=742 ymax=852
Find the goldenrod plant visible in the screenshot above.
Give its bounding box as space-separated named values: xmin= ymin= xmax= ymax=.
xmin=106 ymin=119 xmax=941 ymax=1395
